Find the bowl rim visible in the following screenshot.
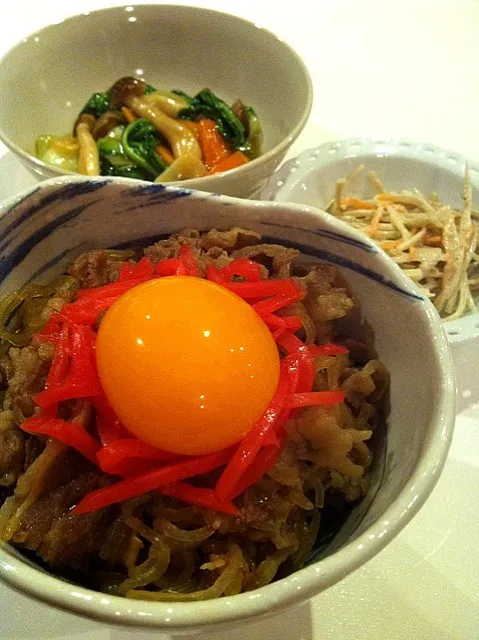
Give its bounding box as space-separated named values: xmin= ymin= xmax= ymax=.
xmin=261 ymin=136 xmax=479 ymax=201
xmin=0 ymin=176 xmax=456 ymax=630
xmin=0 ymin=3 xmax=313 ymax=187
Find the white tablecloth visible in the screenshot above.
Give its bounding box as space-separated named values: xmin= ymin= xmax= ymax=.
xmin=1 ymin=2 xmax=478 ymax=638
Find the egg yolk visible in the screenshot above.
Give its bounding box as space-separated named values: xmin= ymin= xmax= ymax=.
xmin=95 ymin=276 xmax=280 ymax=456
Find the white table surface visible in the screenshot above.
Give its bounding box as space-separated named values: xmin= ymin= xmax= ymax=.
xmin=1 ymin=1 xmax=478 ymax=639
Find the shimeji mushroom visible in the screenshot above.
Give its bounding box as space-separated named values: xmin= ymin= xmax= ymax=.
xmin=74 ymin=114 xmax=100 ymax=175
xmin=109 ymin=77 xmax=206 ymax=181
xmin=143 ymin=91 xmax=189 ymax=118
xmin=92 ymin=111 xmax=124 ymax=140
xmin=154 ymin=153 xmax=207 ymax=182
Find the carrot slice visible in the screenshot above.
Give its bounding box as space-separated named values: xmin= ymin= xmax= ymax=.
xmin=121 ymin=106 xmax=137 ymax=123
xmin=156 ymin=144 xmax=174 ymax=166
xmin=208 ymin=150 xmax=248 ymax=175
xmin=197 ymin=118 xmax=230 ymax=170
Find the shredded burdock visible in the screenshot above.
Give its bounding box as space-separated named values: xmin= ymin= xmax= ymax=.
xmin=326 ymin=165 xmax=479 ymax=320
xmin=0 ymin=228 xmax=388 ymax=599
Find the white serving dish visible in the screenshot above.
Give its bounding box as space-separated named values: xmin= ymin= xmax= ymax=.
xmin=261 ymin=138 xmax=479 ymax=342
xmin=0 ymin=4 xmax=313 ymax=198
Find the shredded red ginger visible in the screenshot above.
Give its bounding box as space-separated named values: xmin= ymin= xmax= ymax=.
xmin=22 ymin=246 xmax=348 ymax=516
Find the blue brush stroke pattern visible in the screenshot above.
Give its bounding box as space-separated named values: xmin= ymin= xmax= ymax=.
xmin=0 ymin=183 xmax=108 ymax=257
xmin=0 ymin=182 xmax=107 ymax=251
xmin=119 ymin=191 xmax=192 ymax=214
xmin=261 ymin=235 xmax=424 ymax=301
xmin=29 ymin=248 xmax=77 ymax=282
xmin=129 ymin=183 xmax=191 ymax=198
xmin=112 ymin=234 xmax=168 ymax=251
xmin=310 ymin=229 xmax=377 ymax=253
xmin=270 ymin=222 xmax=377 ymax=253
xmin=2 ymin=186 xmax=42 ymax=219
xmin=0 ymin=201 xmax=102 ymax=283
xmin=0 ymin=183 xmax=424 ymax=303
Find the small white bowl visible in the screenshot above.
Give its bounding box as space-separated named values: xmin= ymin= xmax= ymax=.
xmin=0 ymin=4 xmax=313 ymax=198
xmin=0 ymin=177 xmax=455 ymax=632
xmin=262 ymin=138 xmax=479 ymax=342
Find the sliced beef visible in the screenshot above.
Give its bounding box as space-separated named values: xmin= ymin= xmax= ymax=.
xmin=67 ymin=250 xmax=130 ymax=288
xmin=7 ymin=346 xmax=51 ymax=418
xmin=39 ymin=507 xmax=111 ymax=569
xmin=232 ymin=244 xmax=299 ymax=278
xmin=0 ymin=410 xmax=24 ymax=486
xmin=199 ymin=228 xmax=261 ymax=252
xmin=341 ymin=360 xmax=389 ymax=407
xmin=11 ymin=469 xmax=113 ymax=569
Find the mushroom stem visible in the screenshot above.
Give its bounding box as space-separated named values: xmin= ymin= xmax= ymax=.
xmin=75 ymin=115 xmax=100 ymax=176
xmin=143 ymin=91 xmax=189 ymax=118
xmin=155 ymin=154 xmax=208 ymax=182
xmin=126 ymin=95 xmax=203 ymax=161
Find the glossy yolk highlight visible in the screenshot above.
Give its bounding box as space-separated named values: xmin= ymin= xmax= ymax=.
xmin=95 ymin=277 xmax=280 ymax=456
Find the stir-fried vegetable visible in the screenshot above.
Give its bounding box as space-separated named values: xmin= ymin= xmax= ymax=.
xmin=178 ymin=89 xmax=246 ymax=149
xmin=35 ymin=135 xmax=79 ymax=172
xmin=0 ymin=276 xmax=79 ymax=354
xmin=35 ymin=77 xmax=262 ymax=182
xmin=121 ymin=119 xmax=167 ymax=178
xmin=80 ymin=92 xmax=111 ymax=119
xmin=243 ymin=106 xmax=263 ymax=159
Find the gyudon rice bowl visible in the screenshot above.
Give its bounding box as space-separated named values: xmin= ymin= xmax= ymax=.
xmin=0 ymin=226 xmax=389 ymax=601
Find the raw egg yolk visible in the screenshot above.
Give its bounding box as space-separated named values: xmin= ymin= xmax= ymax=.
xmin=95 ymin=277 xmax=280 ymax=455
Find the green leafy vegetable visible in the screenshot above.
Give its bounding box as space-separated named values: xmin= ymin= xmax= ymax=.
xmin=97 ymin=137 xmax=132 ymax=168
xmin=100 ymin=159 xmax=152 ymax=180
xmin=80 ymin=92 xmax=111 ymax=119
xmin=121 ymin=119 xmax=167 ymax=178
xmin=178 ymin=89 xmax=246 ymax=148
xmin=98 ymin=131 xmax=148 ymax=179
xmin=98 ymin=137 xmax=124 ymax=156
xmin=145 ymin=82 xmax=156 ymax=96
xmin=144 ymin=83 xmax=157 ymax=95
xmin=80 ymin=80 xmax=155 ymax=119
xmin=97 ymin=119 xmax=167 ymax=179
xmin=171 ymin=89 xmax=193 ymax=103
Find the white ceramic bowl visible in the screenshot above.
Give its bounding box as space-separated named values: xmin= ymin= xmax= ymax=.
xmin=0 ymin=4 xmax=313 ymax=198
xmin=261 ymin=137 xmax=479 ymax=342
xmin=0 ymin=177 xmax=455 ymax=632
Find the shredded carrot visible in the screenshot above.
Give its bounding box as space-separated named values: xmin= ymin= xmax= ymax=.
xmin=156 ymin=144 xmax=174 ymax=166
xmin=380 ymin=239 xmax=402 ymax=251
xmin=340 ymin=198 xmax=376 ymax=211
xmin=197 ymin=119 xmax=230 ymax=170
xmin=409 ymin=246 xmax=417 ymax=261
xmin=121 ymin=106 xmax=137 ymax=123
xmin=208 ymin=150 xmax=248 ymax=175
